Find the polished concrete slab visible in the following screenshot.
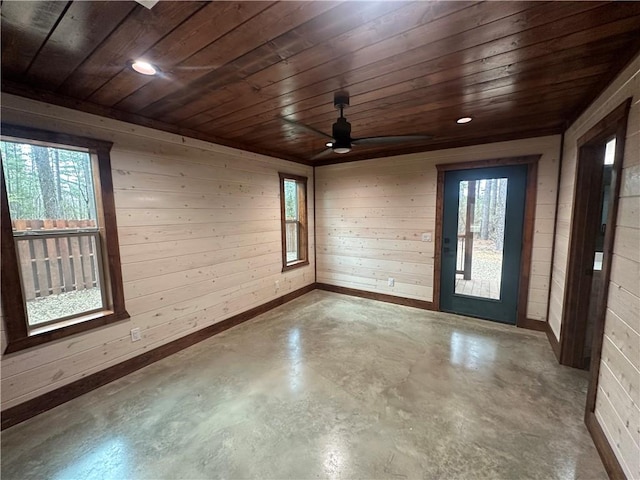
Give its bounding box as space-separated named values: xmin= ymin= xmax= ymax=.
xmin=1 ymin=291 xmax=607 ymax=479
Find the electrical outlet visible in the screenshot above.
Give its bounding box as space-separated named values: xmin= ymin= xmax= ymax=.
xmin=130 ymin=328 xmax=141 ymax=342
xmin=388 ymin=277 xmax=395 ymax=287
xmin=275 ymin=280 xmax=280 ymax=290
xmin=421 ymin=232 xmax=432 ymax=242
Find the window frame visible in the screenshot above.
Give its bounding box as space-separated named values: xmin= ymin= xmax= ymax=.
xmin=1 ymin=124 xmax=129 ymax=354
xmin=279 ymin=172 xmax=309 ymax=271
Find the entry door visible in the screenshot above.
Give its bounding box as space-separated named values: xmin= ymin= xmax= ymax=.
xmin=440 ymin=165 xmax=527 ymax=324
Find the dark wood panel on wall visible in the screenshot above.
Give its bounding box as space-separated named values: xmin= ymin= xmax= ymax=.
xmin=2 ymin=1 xmax=640 ymax=165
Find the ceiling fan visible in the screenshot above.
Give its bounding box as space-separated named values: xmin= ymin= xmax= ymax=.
xmin=283 ymin=92 xmax=433 ymax=160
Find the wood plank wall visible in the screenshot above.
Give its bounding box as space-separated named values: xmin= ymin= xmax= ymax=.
xmin=315 ymin=135 xmax=561 ymax=321
xmin=0 ymin=94 xmax=314 ymax=410
xmin=549 ymin=54 xmax=639 ymax=478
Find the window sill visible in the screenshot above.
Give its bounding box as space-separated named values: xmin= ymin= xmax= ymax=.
xmin=4 ymin=309 xmax=130 ymax=355
xmin=282 ymin=260 xmax=310 ymax=272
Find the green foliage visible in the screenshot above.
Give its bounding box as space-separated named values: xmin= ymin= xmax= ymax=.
xmin=458 ymin=178 xmax=507 ymax=251
xmin=284 ymin=179 xmax=298 ymax=220
xmin=1 ymin=141 xmax=97 ymax=222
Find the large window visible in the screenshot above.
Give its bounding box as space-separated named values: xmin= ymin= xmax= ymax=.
xmin=279 ymin=173 xmax=308 ymax=270
xmin=1 ymin=125 xmax=128 ymax=353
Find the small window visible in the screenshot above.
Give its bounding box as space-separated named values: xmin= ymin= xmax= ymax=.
xmin=1 ymin=125 xmax=128 ymax=353
xmin=603 ymin=137 xmax=616 ymax=165
xmin=279 ymin=173 xmax=309 ymax=270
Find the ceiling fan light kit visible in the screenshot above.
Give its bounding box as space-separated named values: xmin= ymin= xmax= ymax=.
xmin=333 ymin=147 xmax=351 ymax=154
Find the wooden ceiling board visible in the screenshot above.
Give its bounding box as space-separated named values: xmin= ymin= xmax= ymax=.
xmin=306 ymin=109 xmax=572 ymax=163
xmin=114 ymin=1 xmax=341 ymax=113
xmin=88 ymin=1 xmax=276 ymax=107
xmin=189 ymin=1 xmax=606 ymax=136
xmin=154 ymin=0 xmax=415 ymax=125
xmin=219 ymin=32 xmax=636 ymax=150
xmin=237 ymin=102 xmax=582 ymax=159
xmin=304 ymin=8 xmax=636 ymax=131
xmin=174 ymin=1 xmax=521 ymax=129
xmin=57 ymin=1 xmax=206 ymax=99
xmin=157 ymin=1 xmax=472 ymax=126
xmin=247 ymin=93 xmax=585 ymax=152
xmin=25 ymin=1 xmax=137 ymax=89
xmin=237 ymin=68 xmax=608 ymax=154
xmin=213 ymin=47 xmax=616 ymax=143
xmin=0 ymin=1 xmax=68 ymax=77
xmin=2 ymin=1 xmax=640 ymax=164
xmin=276 ymin=109 xmax=569 ymax=161
xmin=240 ymin=90 xmax=592 ymax=148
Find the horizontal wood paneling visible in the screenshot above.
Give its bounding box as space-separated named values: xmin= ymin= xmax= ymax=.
xmin=118 ymin=220 xmax=278 ymax=246
xmin=596 ymin=337 xmax=640 ymax=477
xmin=122 ymin=244 xmax=279 ymax=283
xmin=594 ymin=394 xmax=637 ymax=478
xmin=316 ymin=135 xmax=561 ymax=321
xmin=0 ymin=94 xmax=314 ymax=410
xmin=598 ymin=361 xmax=639 ymax=450
xmin=551 ymin=53 xmax=639 ymax=477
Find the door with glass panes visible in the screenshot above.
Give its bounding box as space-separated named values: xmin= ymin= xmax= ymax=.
xmin=440 ymin=165 xmax=527 ymax=324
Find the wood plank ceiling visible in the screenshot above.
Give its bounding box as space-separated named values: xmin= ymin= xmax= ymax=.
xmin=2 ymin=1 xmax=640 ymax=165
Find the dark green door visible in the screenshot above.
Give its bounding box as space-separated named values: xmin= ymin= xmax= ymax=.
xmin=440 ymin=165 xmax=527 ymax=324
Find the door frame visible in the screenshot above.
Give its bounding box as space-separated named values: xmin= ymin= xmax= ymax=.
xmin=559 ymin=99 xmax=631 ymax=370
xmin=433 ymin=155 xmax=540 ymax=329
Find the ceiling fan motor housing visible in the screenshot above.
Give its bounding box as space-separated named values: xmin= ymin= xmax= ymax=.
xmin=332 ymin=117 xmax=352 ymax=150
xmin=334 ymin=92 xmax=350 ymax=109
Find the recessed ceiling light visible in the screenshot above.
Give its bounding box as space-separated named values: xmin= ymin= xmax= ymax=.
xmin=130 ymin=60 xmax=158 ymax=76
xmin=456 ymin=116 xmax=473 ymax=124
xmin=325 ymin=141 xmax=333 ymax=147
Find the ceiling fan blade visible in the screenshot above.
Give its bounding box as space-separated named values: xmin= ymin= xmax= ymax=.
xmin=280 ymin=118 xmax=333 ymax=140
xmin=352 ymin=135 xmax=432 ymax=145
xmin=310 ymin=148 xmax=335 ymax=161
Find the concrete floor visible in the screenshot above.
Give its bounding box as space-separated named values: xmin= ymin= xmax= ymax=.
xmin=1 ymin=290 xmax=607 ymax=479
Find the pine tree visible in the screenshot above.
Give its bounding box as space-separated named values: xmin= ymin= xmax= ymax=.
xmin=31 ymin=145 xmax=60 ymax=219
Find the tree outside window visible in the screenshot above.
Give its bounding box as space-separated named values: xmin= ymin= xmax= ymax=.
xmin=1 ymin=125 xmax=128 ymax=353
xmin=2 ymin=140 xmax=105 ymax=326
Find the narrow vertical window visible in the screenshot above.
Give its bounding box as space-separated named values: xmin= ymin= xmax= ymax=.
xmin=279 ymin=173 xmax=308 ymax=270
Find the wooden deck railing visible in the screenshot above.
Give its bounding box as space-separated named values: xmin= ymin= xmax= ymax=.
xmin=12 ymin=219 xmax=99 ymax=300
xmin=456 ymin=233 xmax=473 ymax=280
xmin=285 ymin=220 xmax=299 ymax=261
